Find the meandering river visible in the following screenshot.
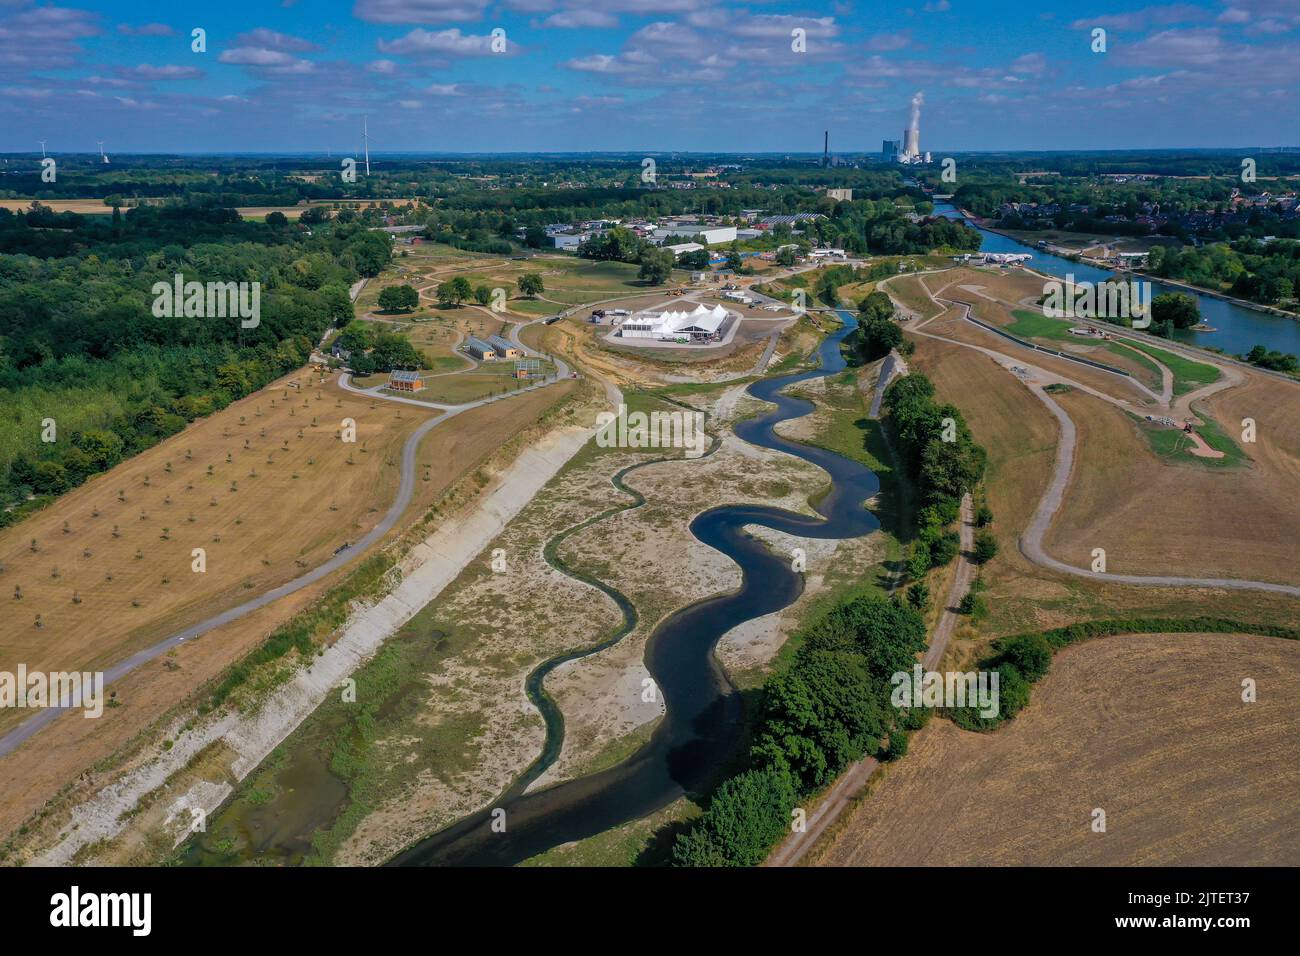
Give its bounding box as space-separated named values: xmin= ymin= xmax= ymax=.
xmin=389 ymin=310 xmax=880 ymax=866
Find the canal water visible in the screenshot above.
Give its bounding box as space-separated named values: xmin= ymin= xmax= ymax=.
xmin=934 ymin=202 xmax=1300 ymax=358
xmin=389 ymin=310 xmax=880 ymax=866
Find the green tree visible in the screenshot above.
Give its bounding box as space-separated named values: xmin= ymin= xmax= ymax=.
xmin=377 ymin=284 xmax=419 ymax=313
xmin=671 ymin=768 xmax=797 ymax=867
xmin=1151 ymin=291 xmax=1199 ymax=330
xmin=349 ymin=231 xmax=392 ymax=277
xmin=337 ymin=320 xmax=375 ymax=353
xmin=725 ymin=240 xmax=743 ymax=273
xmin=517 ymin=273 xmax=545 ymax=297
xmin=997 ymin=632 xmax=1053 ymax=682
xmin=972 ymin=529 xmax=999 ymax=564
xmin=436 ymin=276 xmax=473 ymax=307
xmin=751 ymin=650 xmax=887 ymax=791
xmin=638 ymin=248 xmax=675 ymax=285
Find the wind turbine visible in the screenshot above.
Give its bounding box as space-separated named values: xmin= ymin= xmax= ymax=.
xmin=38 ymin=140 xmax=46 ymax=159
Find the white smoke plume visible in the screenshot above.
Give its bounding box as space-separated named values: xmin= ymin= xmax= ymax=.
xmin=909 ymin=91 xmax=924 ymax=131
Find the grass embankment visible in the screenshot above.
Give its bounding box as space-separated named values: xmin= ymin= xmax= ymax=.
xmin=1120 ymin=338 xmax=1221 ymax=395
xmin=1007 ymin=310 xmax=1164 ymax=386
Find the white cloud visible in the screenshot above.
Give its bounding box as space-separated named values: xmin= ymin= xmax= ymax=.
xmin=377 ymin=27 xmax=517 ymax=57
xmin=351 ymin=0 xmax=491 ymax=24
xmin=219 ymin=47 xmax=316 ymax=73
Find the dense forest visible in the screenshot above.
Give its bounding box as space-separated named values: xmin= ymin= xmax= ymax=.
xmin=0 ymin=202 xmax=386 ymax=523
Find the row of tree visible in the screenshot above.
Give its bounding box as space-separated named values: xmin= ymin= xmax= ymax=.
xmin=672 ymin=595 xmax=928 ymax=865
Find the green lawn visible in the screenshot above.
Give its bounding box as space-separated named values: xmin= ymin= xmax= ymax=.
xmin=1119 ymin=339 xmax=1221 ymax=396
xmin=1007 ymin=309 xmax=1076 ymax=341
xmin=1131 ymin=413 xmax=1246 ymax=468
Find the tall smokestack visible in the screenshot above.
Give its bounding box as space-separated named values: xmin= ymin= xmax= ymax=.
xmin=823 ymin=130 xmax=829 ymax=166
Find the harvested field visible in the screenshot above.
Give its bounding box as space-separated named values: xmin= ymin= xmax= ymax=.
xmin=883 ymin=271 xmax=948 ymax=320
xmin=815 ymin=631 xmax=1300 ymax=866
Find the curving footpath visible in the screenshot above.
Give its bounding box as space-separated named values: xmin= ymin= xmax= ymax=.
xmin=903 ymin=294 xmax=1300 ymax=598
xmin=0 ymin=317 xmax=574 ymax=760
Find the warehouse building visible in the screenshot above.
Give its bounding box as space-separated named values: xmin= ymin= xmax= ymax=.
xmin=653 ymin=225 xmax=738 ymax=246
xmin=488 ymin=334 xmax=523 ymax=358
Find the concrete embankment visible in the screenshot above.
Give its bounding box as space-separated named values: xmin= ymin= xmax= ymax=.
xmin=33 ymin=423 xmax=596 ymax=865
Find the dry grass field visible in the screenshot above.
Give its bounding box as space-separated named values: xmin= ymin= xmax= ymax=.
xmin=904 ymin=329 xmax=1299 ymax=649
xmin=920 ymin=306 xmax=1156 ymax=406
xmin=0 ymin=369 xmax=432 ymax=722
xmin=882 ymin=272 xmax=947 ymax=320
xmin=1203 ymin=373 xmax=1300 ymax=478
xmin=814 ymin=631 xmax=1300 ymax=866
xmin=1043 ymin=387 xmax=1298 ymax=585
xmin=0 ymin=377 xmax=577 ymax=840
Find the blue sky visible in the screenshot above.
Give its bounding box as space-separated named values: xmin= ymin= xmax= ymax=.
xmin=1 ymin=0 xmax=1297 ymax=154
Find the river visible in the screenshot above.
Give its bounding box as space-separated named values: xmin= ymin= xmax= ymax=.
xmin=934 ymin=202 xmax=1300 ymax=358
xmin=388 ymin=309 xmax=880 ymax=866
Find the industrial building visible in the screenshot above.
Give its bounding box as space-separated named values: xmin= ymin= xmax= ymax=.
xmin=664 ymin=242 xmax=705 ymax=259
xmin=487 ymin=334 xmax=523 ymax=358
xmin=653 ymin=225 xmax=737 ymax=246
xmin=465 ymin=336 xmax=498 ymax=360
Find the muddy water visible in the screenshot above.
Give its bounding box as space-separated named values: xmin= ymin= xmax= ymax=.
xmin=391 ymin=310 xmax=880 ymax=866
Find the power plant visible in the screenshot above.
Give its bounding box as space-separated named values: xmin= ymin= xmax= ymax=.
xmin=880 ymin=93 xmax=931 ymax=165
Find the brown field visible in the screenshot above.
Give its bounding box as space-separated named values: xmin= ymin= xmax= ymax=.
xmin=922 ymin=305 xmax=1154 ymax=405
xmin=1202 ymin=373 xmax=1300 ymax=475
xmin=0 ymin=377 xmax=577 ymax=839
xmin=815 ymin=631 xmax=1300 ymax=866
xmin=0 ymin=199 xmax=115 ymax=215
xmin=0 ymin=369 xmax=431 ymax=723
xmin=905 ymin=328 xmax=1299 ymax=648
xmin=1043 ymin=387 xmax=1298 ymax=585
xmin=883 ymin=272 xmax=947 ymax=320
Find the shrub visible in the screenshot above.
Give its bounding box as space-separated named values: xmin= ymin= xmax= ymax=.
xmin=881 ymin=728 xmax=909 ymax=761
xmin=972 ymin=530 xmax=999 ymax=564
xmin=671 ymin=768 xmax=797 ymax=867
xmin=929 ymin=530 xmax=960 ymax=567
xmin=997 ymin=632 xmax=1052 ymax=682
xmin=906 ymin=581 xmax=930 ymax=610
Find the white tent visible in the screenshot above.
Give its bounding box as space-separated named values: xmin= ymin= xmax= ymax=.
xmin=621 ymin=303 xmax=729 ymax=340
